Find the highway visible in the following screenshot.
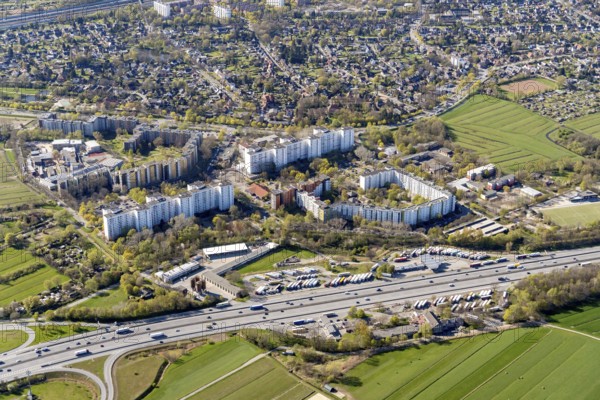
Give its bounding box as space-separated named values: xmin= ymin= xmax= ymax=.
xmin=0 ymin=0 xmax=148 ymax=30
xmin=0 ymin=245 xmax=599 ymax=398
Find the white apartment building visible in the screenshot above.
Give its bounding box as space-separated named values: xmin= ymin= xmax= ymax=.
xmin=153 ymin=1 xmax=171 ymax=17
xmin=266 ymin=0 xmax=285 ymax=7
xmin=213 ymin=4 xmax=232 ymax=19
xmin=103 ymin=182 xmax=234 ymax=240
xmin=295 ymin=169 xmax=455 ymax=226
xmin=240 ymin=127 xmax=354 ymax=174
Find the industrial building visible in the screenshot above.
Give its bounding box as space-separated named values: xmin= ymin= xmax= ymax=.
xmin=102 ymin=181 xmax=234 ymax=240
xmin=158 ymin=260 xmax=201 ymax=283
xmin=202 ymin=243 xmax=250 ymax=261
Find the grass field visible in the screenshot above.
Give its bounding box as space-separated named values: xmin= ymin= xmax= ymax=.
xmin=236 ymin=246 xmax=317 ymax=275
xmin=68 ymin=355 xmax=109 ymax=382
xmin=189 ymin=357 xmax=326 ymax=400
xmin=145 ymin=340 xmax=263 ymax=400
xmin=0 ymin=148 xmax=45 ymax=207
xmin=441 ymin=95 xmax=576 ymax=171
xmin=339 ymin=327 xmax=600 ymax=400
xmin=76 ymin=287 xmax=128 ymax=309
xmin=0 ymin=379 xmax=96 ymax=400
xmin=31 ymin=324 xmax=97 ymax=345
xmin=115 ymin=354 xmax=165 ymax=400
xmin=0 ymin=330 xmax=29 ymax=353
xmin=542 ymin=202 xmax=600 ymax=227
xmin=547 ymin=301 xmax=600 ymax=337
xmin=0 ymin=265 xmax=68 ymax=306
xmin=565 ymin=112 xmax=600 ymax=138
xmin=0 ymin=247 xmax=41 ymax=275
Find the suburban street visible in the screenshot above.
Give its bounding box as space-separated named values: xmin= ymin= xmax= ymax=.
xmin=1 ymin=245 xmax=599 ymax=399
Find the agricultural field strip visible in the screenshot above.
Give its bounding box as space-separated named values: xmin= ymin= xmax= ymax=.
xmin=467 ymin=330 xmax=585 ymax=400
xmin=405 ymin=332 xmax=537 ymax=400
xmin=380 ymin=335 xmax=496 ymax=400
xmin=516 ymin=337 xmax=593 ymax=400
xmin=459 ymin=329 xmax=550 ymax=400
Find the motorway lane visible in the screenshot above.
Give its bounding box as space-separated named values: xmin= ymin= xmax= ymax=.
xmin=0 ymin=246 xmax=599 ymax=390
xmin=0 ymin=0 xmax=149 ymax=30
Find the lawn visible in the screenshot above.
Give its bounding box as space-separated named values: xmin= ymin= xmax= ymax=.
xmin=115 ymin=354 xmax=166 ymax=400
xmin=67 ymin=355 xmax=110 ymax=382
xmin=31 ymin=324 xmax=98 ymax=346
xmin=542 ymin=202 xmax=600 ymax=227
xmin=0 ymin=379 xmax=96 ymax=400
xmin=189 ymin=357 xmax=324 ymax=400
xmin=76 ymin=287 xmax=128 ymax=309
xmin=0 ymin=265 xmax=68 ymax=306
xmin=441 ymin=95 xmax=576 ymax=171
xmin=547 ymin=300 xmax=600 ymax=337
xmin=145 ymin=339 xmax=263 ymax=400
xmin=236 ymin=246 xmax=316 ymax=275
xmin=0 ymin=329 xmax=29 ymax=353
xmin=565 ymin=112 xmax=600 ymax=138
xmin=339 ymin=327 xmax=600 ymax=400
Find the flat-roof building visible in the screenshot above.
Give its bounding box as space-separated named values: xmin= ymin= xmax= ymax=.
xmin=203 ymin=243 xmax=249 ymax=261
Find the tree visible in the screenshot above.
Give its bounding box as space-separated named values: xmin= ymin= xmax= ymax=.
xmin=355 ymin=146 xmax=374 ymax=162
xmin=4 ymin=232 xmax=16 ymax=247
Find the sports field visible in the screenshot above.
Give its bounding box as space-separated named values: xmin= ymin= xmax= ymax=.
xmin=441 ymin=95 xmax=576 ymax=171
xmin=542 ymin=202 xmax=600 ymax=227
xmin=339 ymin=327 xmax=600 ymax=400
xmin=548 ymin=301 xmax=600 ymax=337
xmin=500 ymin=77 xmax=556 ymax=100
xmin=145 ymin=339 xmax=263 ymax=400
xmin=189 ymin=357 xmax=328 ymax=400
xmin=236 ymin=246 xmax=316 ymax=275
xmin=565 ymin=112 xmax=600 ymax=137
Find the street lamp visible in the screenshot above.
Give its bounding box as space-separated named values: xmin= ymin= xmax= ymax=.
xmin=26 ymin=370 xmax=32 ymax=400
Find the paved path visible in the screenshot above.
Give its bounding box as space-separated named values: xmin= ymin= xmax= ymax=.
xmin=546 ymin=324 xmax=600 ymax=341
xmin=8 ymin=324 xmax=36 ymax=351
xmin=179 ymin=353 xmax=267 ymax=400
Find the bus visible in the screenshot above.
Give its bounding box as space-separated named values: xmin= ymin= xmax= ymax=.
xmin=215 ymin=301 xmax=231 ymax=309
xmin=149 ymin=332 xmax=165 ymax=339
xmin=75 ymin=349 xmax=90 ymax=357
xmin=516 ymin=254 xmax=528 ymax=260
xmin=249 ymin=304 xmax=264 ymax=311
xmin=293 ymin=319 xmax=306 ymax=326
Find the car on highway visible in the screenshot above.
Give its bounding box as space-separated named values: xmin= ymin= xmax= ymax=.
xmin=376 ymin=288 xmax=382 ymax=292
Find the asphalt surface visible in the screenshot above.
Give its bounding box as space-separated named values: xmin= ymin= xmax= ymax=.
xmin=0 ymin=0 xmax=147 ymax=30
xmin=0 ymin=245 xmax=598 ymax=398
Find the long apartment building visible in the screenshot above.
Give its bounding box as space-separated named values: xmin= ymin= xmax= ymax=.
xmin=38 ymin=113 xmax=137 ymax=137
xmin=102 ymin=182 xmax=234 ymax=240
xmin=296 ymin=169 xmax=455 ymax=226
xmin=240 ymin=127 xmax=354 ymax=175
xmin=112 ymin=125 xmax=202 ymax=190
